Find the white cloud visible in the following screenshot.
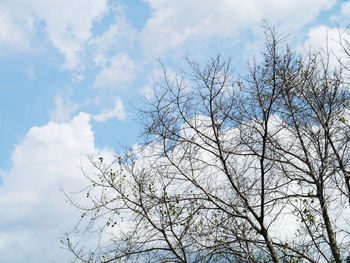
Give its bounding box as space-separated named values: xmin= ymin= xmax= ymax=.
xmin=94 ymin=53 xmax=136 ymax=88
xmin=0 ymin=113 xmax=114 ymax=263
xmin=49 ymin=94 xmax=79 ymax=123
xmin=0 ymin=0 xmax=108 ymax=70
xmin=140 ymin=85 xmax=153 ymax=100
xmin=0 ymin=10 xmax=30 ymax=51
xmin=341 ymin=0 xmax=350 ymax=17
xmin=141 ymin=0 xmax=335 ymax=54
xmin=301 ymin=26 xmax=336 ymax=51
xmin=93 ymin=97 xmax=126 ymax=122
xmin=32 ymin=0 xmax=108 ymax=70
xmin=300 ymin=25 xmax=350 ymax=69
xmin=91 ymin=15 xmax=137 ymax=63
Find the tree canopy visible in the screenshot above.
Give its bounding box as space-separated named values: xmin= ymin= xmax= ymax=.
xmin=65 ymin=27 xmax=350 ymax=263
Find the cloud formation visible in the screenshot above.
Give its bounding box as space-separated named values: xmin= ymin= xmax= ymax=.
xmin=140 ymin=0 xmax=335 ymax=54
xmin=0 ymin=113 xmax=112 ymax=263
xmin=0 ymin=0 xmax=107 ymax=70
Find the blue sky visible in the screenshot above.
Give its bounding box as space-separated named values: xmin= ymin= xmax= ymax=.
xmin=0 ymin=0 xmax=349 ymax=262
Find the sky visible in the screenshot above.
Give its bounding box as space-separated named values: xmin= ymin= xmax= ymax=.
xmin=0 ymin=0 xmax=349 ymax=262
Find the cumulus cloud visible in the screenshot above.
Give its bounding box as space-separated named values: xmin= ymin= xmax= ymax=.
xmin=140 ymin=0 xmax=335 ymax=54
xmin=93 ymin=97 xmax=126 ymax=122
xmin=300 ymin=25 xmax=350 ymax=69
xmin=94 ymin=53 xmax=136 ymax=89
xmin=0 ymin=113 xmax=114 ymax=263
xmin=302 ymin=26 xmax=335 ymax=51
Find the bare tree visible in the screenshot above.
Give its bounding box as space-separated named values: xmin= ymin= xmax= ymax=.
xmin=64 ymin=27 xmax=350 ymax=263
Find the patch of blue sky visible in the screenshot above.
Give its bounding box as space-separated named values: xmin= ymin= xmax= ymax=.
xmin=90 ymin=3 xmax=120 ymax=37
xmin=92 ymin=117 xmax=140 ymax=152
xmin=0 ymin=52 xmax=72 ymax=170
xmin=314 ymin=0 xmax=348 ymax=26
xmin=120 ymin=0 xmax=152 ymax=31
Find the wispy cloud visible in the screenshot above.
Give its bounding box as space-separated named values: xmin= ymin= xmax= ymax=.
xmin=140 ymin=0 xmax=336 ymax=54
xmin=94 ymin=53 xmax=136 ymax=89
xmin=0 ymin=0 xmax=108 ymax=70
xmin=50 ymin=94 xmax=79 ymax=123
xmin=93 ymin=97 xmax=126 ymax=122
